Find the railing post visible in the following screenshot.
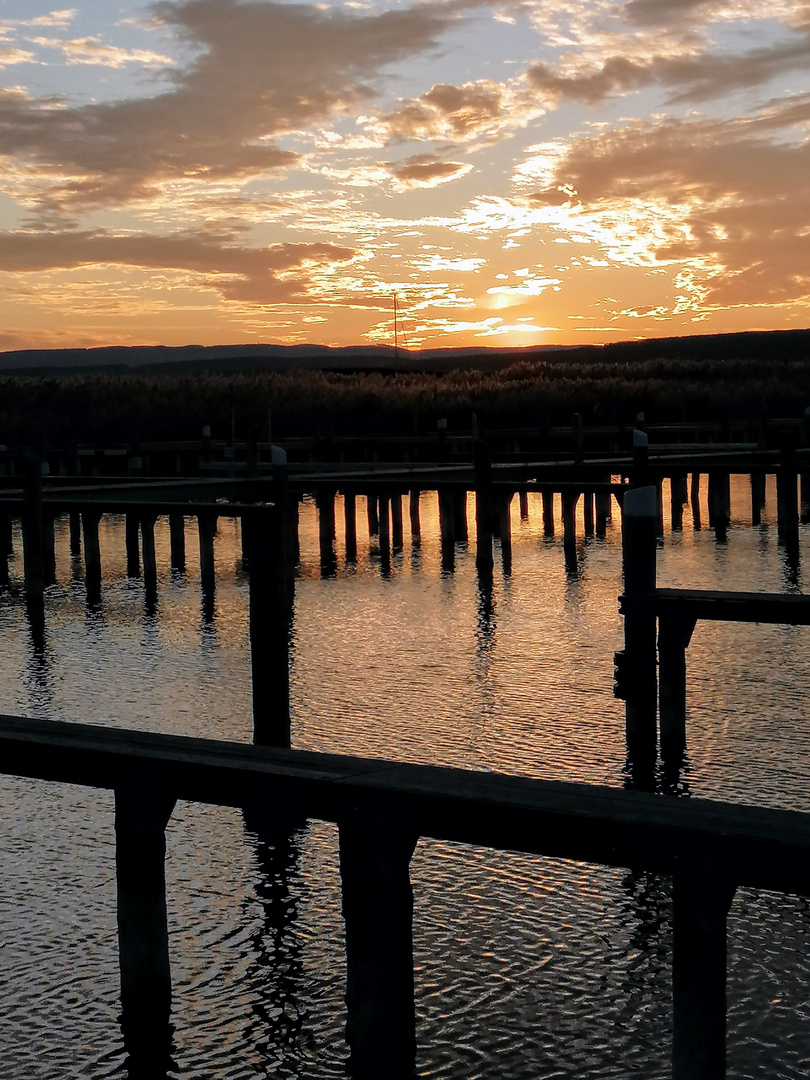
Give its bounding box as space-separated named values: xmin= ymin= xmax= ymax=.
xmin=619 ymin=486 xmax=658 ymax=766
xmin=242 ymin=504 xmax=292 ymax=748
xmin=115 ymin=784 xmax=176 ymax=1072
xmin=672 ymin=866 xmax=736 ymax=1080
xmin=339 ymin=814 xmax=417 ymax=1080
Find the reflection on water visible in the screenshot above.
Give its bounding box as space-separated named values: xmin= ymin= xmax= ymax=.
xmin=1 ymin=477 xmax=810 ymax=1076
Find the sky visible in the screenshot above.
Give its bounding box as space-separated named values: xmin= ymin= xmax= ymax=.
xmin=0 ymin=0 xmax=809 ymax=352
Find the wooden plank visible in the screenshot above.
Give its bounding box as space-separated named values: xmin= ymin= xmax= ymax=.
xmin=3 ymin=715 xmax=810 ymax=896
xmin=654 ymin=588 xmax=810 ymax=625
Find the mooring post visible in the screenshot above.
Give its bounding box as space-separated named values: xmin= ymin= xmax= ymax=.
xmin=670 ymin=474 xmax=686 ymax=531
xmin=474 ymin=441 xmax=494 ymax=573
xmin=242 ymin=504 xmax=292 ymax=748
xmin=140 ymin=512 xmax=158 ymax=588
xmin=438 ymin=487 xmax=455 ymax=570
xmin=69 ymin=511 xmax=81 ymax=558
xmin=777 ymin=441 xmax=799 ymax=548
xmin=169 ymin=513 xmax=185 ymax=572
xmin=198 ymin=512 xmax=217 ymax=590
xmin=542 ymin=490 xmax=555 ymax=536
xmin=690 ymin=472 xmax=702 ymax=530
xmin=519 ymin=490 xmax=529 ymax=520
xmin=583 ymin=490 xmax=595 ymax=536
xmin=751 ymin=471 xmax=766 ymax=526
xmin=82 ymin=507 xmax=103 ymax=605
xmin=391 ymin=493 xmax=404 ymax=552
xmin=115 ymin=784 xmax=176 ymax=1072
xmin=618 ymin=485 xmax=658 ymax=766
xmin=709 ymin=471 xmax=730 ymax=540
xmin=367 ymin=493 xmax=379 ymax=536
xmin=672 ymin=865 xmax=736 ymax=1080
xmin=43 ymin=511 xmax=56 ymax=587
xmin=562 ymin=491 xmax=579 ymax=553
xmin=409 ymin=488 xmax=421 ymax=546
xmin=339 ymin=813 xmax=417 ymax=1080
xmin=22 ymin=455 xmax=45 ymax=601
xmin=379 ymin=492 xmax=391 ymax=560
xmin=317 ymin=487 xmax=337 ymax=573
xmin=344 ymin=491 xmax=357 ymax=562
xmin=125 ymin=513 xmax=141 ymax=577
xmin=658 ymin=613 xmax=696 ymax=764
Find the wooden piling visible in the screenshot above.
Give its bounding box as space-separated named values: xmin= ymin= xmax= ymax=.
xmin=141 ymin=513 xmax=158 ymax=587
xmin=198 ymin=513 xmax=217 ymax=590
xmin=658 ymin=614 xmax=696 ymax=763
xmin=409 ymin=488 xmax=421 ymax=546
xmin=344 ymin=492 xmax=357 ymax=562
xmin=242 ymin=505 xmax=292 ymax=748
xmin=367 ymin=494 xmax=379 ymax=536
xmin=672 ymin=867 xmax=736 ymax=1080
xmin=542 ymin=491 xmax=555 ymax=537
xmin=169 ymin=514 xmax=185 ymax=572
xmin=519 ymin=490 xmax=529 ymax=520
xmin=438 ymin=488 xmax=455 ymax=569
xmin=317 ymin=487 xmax=337 ymax=572
xmin=709 ymin=471 xmax=730 ymax=540
xmin=474 ymin=442 xmax=494 ymax=573
xmin=777 ymin=444 xmax=799 ymax=549
xmin=69 ymin=511 xmax=81 ymax=557
xmin=497 ymin=491 xmax=512 ymax=574
xmin=751 ymin=471 xmax=766 ymax=526
xmin=22 ymin=457 xmax=44 ymax=601
xmin=562 ymin=491 xmax=579 ymax=552
xmin=82 ymin=508 xmax=102 ymax=605
xmin=596 ymin=489 xmax=610 ymax=538
xmin=3 ymin=512 xmax=13 ymax=557
xmin=670 ymin=473 xmax=686 ymax=531
xmin=620 ymin=486 xmax=658 ymax=766
xmin=115 ymin=786 xmax=176 ymax=1071
xmin=339 ymin=815 xmax=417 ymax=1080
xmin=690 ymin=472 xmax=701 ymax=530
xmin=802 ymin=473 xmax=810 ymax=525
xmin=391 ymin=493 xmax=404 ymax=551
xmin=125 ymin=513 xmax=140 ymax=577
xmin=43 ymin=512 xmax=56 ymax=587
xmin=452 ymin=489 xmax=468 ymax=544
xmin=583 ymin=491 xmax=595 ymax=536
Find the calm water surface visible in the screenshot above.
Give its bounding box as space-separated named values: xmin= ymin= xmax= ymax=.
xmin=1 ymin=476 xmax=809 ymax=1078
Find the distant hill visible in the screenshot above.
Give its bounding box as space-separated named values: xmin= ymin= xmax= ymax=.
xmin=0 ymin=327 xmax=808 ymax=376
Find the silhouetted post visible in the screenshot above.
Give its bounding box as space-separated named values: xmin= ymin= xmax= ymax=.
xmin=3 ymin=512 xmax=13 ymax=556
xmin=22 ymin=456 xmax=44 ymax=601
xmin=43 ymin=511 xmax=56 ymax=587
xmin=519 ymin=490 xmax=529 ymax=520
xmin=495 ymin=490 xmax=511 ymax=573
xmin=777 ymin=442 xmax=799 ymax=549
xmin=633 ymin=429 xmax=649 ymax=486
xmin=339 ymin=815 xmax=417 ymax=1080
xmin=670 ymin=474 xmax=685 ymax=531
xmin=391 ymin=493 xmax=404 ymax=551
xmin=169 ymin=514 xmax=185 ymax=572
xmin=596 ymin=487 xmax=610 ymax=538
xmin=242 ymin=504 xmax=291 ymax=747
xmin=658 ymin=613 xmax=696 ymax=764
xmin=69 ymin=511 xmax=81 ymax=557
xmin=562 ymin=491 xmax=579 ymax=553
xmin=344 ymin=492 xmax=357 ymax=562
xmin=198 ymin=513 xmax=217 ymax=590
xmin=126 ymin=513 xmax=140 ymax=577
xmin=409 ymin=488 xmax=421 ymax=546
xmin=367 ymin=494 xmax=379 ymax=536
xmin=709 ymin=471 xmax=730 ymax=540
xmin=438 ymin=488 xmax=455 ymax=570
xmin=619 ymin=485 xmax=658 ymax=766
xmin=583 ymin=491 xmax=595 ymax=536
xmin=141 ymin=512 xmax=158 ymax=588
xmin=672 ymin=866 xmax=736 ymax=1080
xmin=317 ymin=488 xmax=337 ymax=573
xmin=82 ymin=508 xmax=103 ymax=605
xmin=115 ymin=785 xmax=176 ymax=1073
xmin=689 ymin=472 xmax=701 ymax=530
xmin=452 ymin=489 xmax=468 ymax=544
xmin=751 ymin=471 xmax=766 ymax=526
xmin=474 ymin=441 xmax=493 ymax=574
xmin=0 ymin=516 xmax=8 ymax=588
xmin=542 ymin=491 xmax=555 ymax=536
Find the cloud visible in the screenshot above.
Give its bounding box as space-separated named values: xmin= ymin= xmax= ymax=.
xmin=28 ymin=35 xmax=175 ymax=67
xmin=0 ymin=229 xmax=355 ymax=304
xmin=0 ymin=48 xmax=35 ymax=67
xmin=390 ymin=155 xmax=472 ymax=187
xmin=0 ymin=0 xmax=468 ymax=210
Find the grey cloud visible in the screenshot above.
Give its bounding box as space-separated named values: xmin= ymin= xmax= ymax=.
xmin=0 ymin=0 xmax=465 ymax=207
xmin=390 ymin=154 xmax=469 ymax=185
xmin=382 ymin=80 xmax=506 ymax=139
xmin=0 ymin=229 xmax=355 ymax=302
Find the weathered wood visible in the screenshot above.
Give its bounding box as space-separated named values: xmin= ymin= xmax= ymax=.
xmin=409 ymin=488 xmax=421 ymax=546
xmin=391 ymin=493 xmax=404 ymax=551
xmin=141 ymin=512 xmax=158 ymax=586
xmin=473 ymin=441 xmax=493 ymax=572
xmin=518 ymin=490 xmax=529 ymax=520
xmin=542 ymin=490 xmax=555 ymax=536
xmin=367 ymin=494 xmax=379 ymax=536
xmin=169 ymin=513 xmax=186 ymax=572
xmin=452 ymin=489 xmax=468 ymax=544
xmin=317 ymin=487 xmax=337 ymax=574
xmin=583 ymin=490 xmax=595 ymax=536
xmin=672 ymin=867 xmax=736 ymax=1080
xmin=658 ymin=614 xmax=696 ymax=763
xmin=654 ymin=587 xmax=810 ymax=625
xmin=620 ymin=486 xmax=658 ymax=766
xmin=125 ymin=512 xmax=140 ymax=577
xmin=777 ymin=446 xmax=799 ymax=549
xmin=751 ymin=471 xmax=766 ymax=526
xmin=691 ymin=471 xmax=702 ymax=530
xmin=344 ymin=492 xmax=357 ymax=562
xmin=562 ymin=491 xmax=579 ymax=551
xmin=115 ymin=785 xmax=176 ymax=1072
xmin=197 ymin=512 xmax=217 ymax=589
xmin=340 ymin=816 xmax=417 ymax=1080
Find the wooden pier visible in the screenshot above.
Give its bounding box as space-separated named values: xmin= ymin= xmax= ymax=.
xmin=3 ymin=713 xmax=810 ymax=1079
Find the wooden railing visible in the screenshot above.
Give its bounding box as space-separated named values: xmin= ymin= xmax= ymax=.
xmin=2 ymin=713 xmax=810 ymax=1078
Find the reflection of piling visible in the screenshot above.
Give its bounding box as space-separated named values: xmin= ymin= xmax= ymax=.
xmin=242 ymin=505 xmax=292 ymax=748
xmin=126 ymin=513 xmax=141 ymax=577
xmin=672 ymin=868 xmax=736 ymax=1080
xmin=82 ymin=508 xmax=103 ymax=606
xmin=115 ymin=786 xmax=176 ymax=1074
xmin=344 ymin=492 xmax=357 ymax=562
xmin=339 ymin=816 xmax=416 ymax=1080
xmin=619 ymin=486 xmax=658 ymax=767
xmin=473 ymin=441 xmax=493 ymax=574
xmin=169 ymin=514 xmax=185 ymax=573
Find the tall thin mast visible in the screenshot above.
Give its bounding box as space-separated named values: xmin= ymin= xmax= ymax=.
xmin=393 ymin=292 xmax=399 ymax=361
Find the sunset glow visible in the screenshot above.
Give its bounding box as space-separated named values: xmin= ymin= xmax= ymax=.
xmin=1 ymin=0 xmax=809 ymax=351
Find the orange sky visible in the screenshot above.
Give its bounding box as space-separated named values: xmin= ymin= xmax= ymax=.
xmin=1 ymin=0 xmax=809 ymax=352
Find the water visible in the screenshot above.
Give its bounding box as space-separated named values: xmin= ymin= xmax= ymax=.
xmin=1 ymin=476 xmax=810 ymax=1078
